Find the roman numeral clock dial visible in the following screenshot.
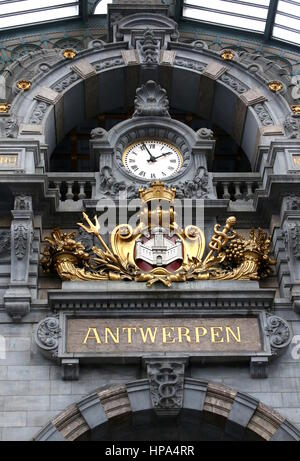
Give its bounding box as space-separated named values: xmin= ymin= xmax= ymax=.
xmin=122 ymin=140 xmax=183 ymax=180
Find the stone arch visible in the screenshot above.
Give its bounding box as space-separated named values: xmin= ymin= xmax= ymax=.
xmin=34 ymin=380 xmax=300 ymax=442
xmin=3 ymin=36 xmax=291 ymax=172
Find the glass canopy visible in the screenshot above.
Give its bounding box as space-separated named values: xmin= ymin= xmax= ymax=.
xmin=182 ymin=0 xmax=300 ymax=47
xmin=0 ymin=0 xmax=80 ymax=30
xmin=0 ymin=0 xmax=299 ymax=49
xmin=183 ymin=0 xmax=270 ymax=33
xmin=273 ymin=0 xmax=300 ymax=46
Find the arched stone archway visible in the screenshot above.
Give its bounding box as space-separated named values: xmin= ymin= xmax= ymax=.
xmin=34 ymin=380 xmax=300 ymax=442
xmin=2 ymin=12 xmax=291 ymax=172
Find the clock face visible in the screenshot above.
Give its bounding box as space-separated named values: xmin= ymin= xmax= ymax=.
xmin=122 ymin=139 xmax=183 ymax=180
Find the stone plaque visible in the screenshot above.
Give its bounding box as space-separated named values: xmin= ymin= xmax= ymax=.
xmin=66 ymin=317 xmax=262 ymax=355
xmin=0 ymin=154 xmax=18 ymax=167
xmin=293 ymin=155 xmax=300 ymax=167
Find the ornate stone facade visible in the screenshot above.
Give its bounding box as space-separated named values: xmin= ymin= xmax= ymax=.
xmin=0 ymin=0 xmax=299 ymax=443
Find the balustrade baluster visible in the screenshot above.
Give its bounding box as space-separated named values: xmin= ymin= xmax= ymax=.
xmin=223 ymin=182 xmax=230 ymax=200
xmin=78 ymin=181 xmax=86 ymax=200
xmin=66 ymin=181 xmax=74 ymax=200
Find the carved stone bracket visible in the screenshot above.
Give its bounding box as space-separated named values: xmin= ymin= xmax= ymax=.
xmin=265 ymin=314 xmax=292 ymax=355
xmin=144 ymin=357 xmax=188 ymax=416
xmin=4 ymin=194 xmax=34 ymax=321
xmin=250 ymin=357 xmax=269 ymax=379
xmin=61 ymin=359 xmax=79 ymax=381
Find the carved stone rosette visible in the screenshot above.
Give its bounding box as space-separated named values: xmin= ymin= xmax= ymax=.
xmin=35 ymin=316 xmax=61 ymax=359
xmin=146 ymin=359 xmax=186 ymax=416
xmin=265 ymin=314 xmax=292 ymax=355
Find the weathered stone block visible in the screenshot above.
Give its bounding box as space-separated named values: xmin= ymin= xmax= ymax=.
xmin=7 ymin=365 xmax=50 ymax=380
xmin=4 ymin=395 xmax=50 ymax=411
xmin=0 ymin=411 xmax=26 ymax=427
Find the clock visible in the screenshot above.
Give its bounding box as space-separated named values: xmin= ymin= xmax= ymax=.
xmin=122 ymin=139 xmax=183 ymax=180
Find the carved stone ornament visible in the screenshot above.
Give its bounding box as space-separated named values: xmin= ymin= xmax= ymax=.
xmin=146 ymin=360 xmax=185 ymax=416
xmin=0 ymin=116 xmax=19 ymax=138
xmin=265 ymin=314 xmax=292 ymax=355
xmin=289 ymin=223 xmax=300 ymax=259
xmin=14 ymin=194 xmax=32 ymax=211
xmin=41 ymin=182 xmax=275 ymax=288
xmin=133 ymin=80 xmax=170 ymax=118
xmin=0 ymin=231 xmax=11 ymax=256
xmin=173 ymin=166 xmax=210 ymax=199
xmin=138 ymin=29 xmax=160 ymax=65
xmin=99 ymin=166 xmax=141 ymax=199
xmin=35 ymin=316 xmax=61 ymax=359
xmin=90 ymin=127 xmax=108 ymax=139
xmin=13 ymin=223 xmax=29 ymax=260
xmin=197 ymin=128 xmax=214 ymax=140
xmin=285 ymin=195 xmax=300 ymax=211
xmin=284 ymin=114 xmax=300 ymax=139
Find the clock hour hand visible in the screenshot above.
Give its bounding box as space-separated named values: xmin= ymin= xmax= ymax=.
xmin=142 ymin=143 xmax=157 ymax=162
xmin=153 ymin=152 xmax=173 ymax=160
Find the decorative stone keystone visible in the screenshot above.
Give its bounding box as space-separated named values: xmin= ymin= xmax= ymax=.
xmin=144 ymin=356 xmax=188 ymax=416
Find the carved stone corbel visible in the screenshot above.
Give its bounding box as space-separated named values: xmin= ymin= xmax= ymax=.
xmin=250 ymin=357 xmax=268 ymax=379
xmin=144 ymin=357 xmax=188 ymax=416
xmin=4 ymin=194 xmax=34 ymax=321
xmin=61 ymin=359 xmax=79 ymax=381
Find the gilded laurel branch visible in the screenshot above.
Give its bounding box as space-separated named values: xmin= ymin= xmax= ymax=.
xmin=41 ymin=182 xmax=275 ymax=287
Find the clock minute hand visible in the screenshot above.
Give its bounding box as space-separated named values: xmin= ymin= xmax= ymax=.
xmin=142 ymin=142 xmax=157 ymax=162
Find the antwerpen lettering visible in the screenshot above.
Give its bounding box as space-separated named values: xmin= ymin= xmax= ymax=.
xmin=82 ymin=325 xmax=241 ymax=346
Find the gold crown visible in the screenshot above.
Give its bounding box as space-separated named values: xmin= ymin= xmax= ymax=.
xmin=139 ymin=181 xmax=176 ymax=203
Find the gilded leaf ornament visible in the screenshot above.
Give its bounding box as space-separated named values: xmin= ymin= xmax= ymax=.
xmin=41 ymin=182 xmax=275 ymax=287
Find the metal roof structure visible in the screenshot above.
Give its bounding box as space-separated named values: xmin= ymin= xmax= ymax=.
xmin=0 ymin=0 xmax=299 ymax=50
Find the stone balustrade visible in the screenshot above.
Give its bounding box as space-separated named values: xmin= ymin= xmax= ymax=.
xmin=47 ymin=173 xmax=96 ymax=202
xmin=213 ymin=174 xmax=262 ymax=202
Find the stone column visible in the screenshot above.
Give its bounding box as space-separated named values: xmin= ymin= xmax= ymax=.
xmin=4 ymin=195 xmax=34 ymax=321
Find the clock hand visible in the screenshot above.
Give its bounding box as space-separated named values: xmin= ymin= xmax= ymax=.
xmin=152 ymin=152 xmax=173 ymax=160
xmin=142 ymin=142 xmax=157 ymax=162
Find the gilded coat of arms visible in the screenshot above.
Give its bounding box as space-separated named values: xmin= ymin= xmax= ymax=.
xmin=41 ymin=182 xmax=275 ymax=287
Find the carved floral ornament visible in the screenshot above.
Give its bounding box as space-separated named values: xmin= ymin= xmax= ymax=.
xmin=41 ymin=182 xmax=275 ymax=288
